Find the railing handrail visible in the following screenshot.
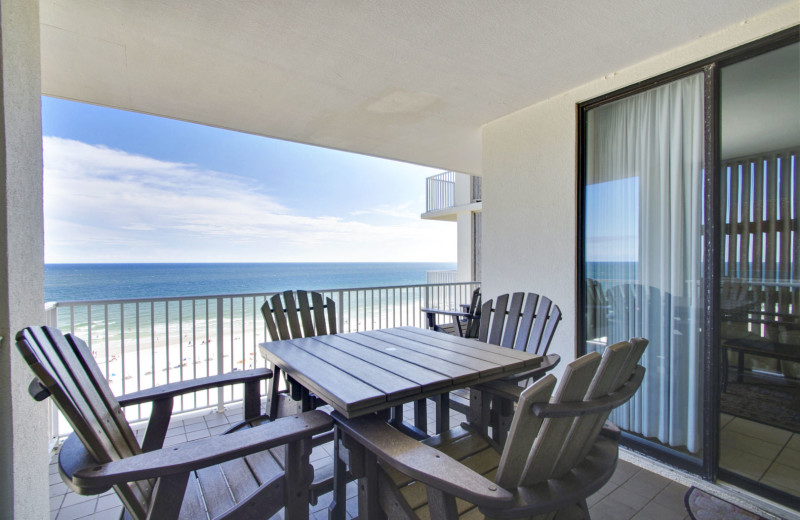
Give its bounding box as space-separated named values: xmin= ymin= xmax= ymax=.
xmin=47 ymin=281 xmax=479 ymax=307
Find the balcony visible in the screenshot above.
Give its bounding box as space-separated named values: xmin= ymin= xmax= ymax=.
xmin=41 ymin=281 xmax=793 ymax=520
xmin=421 ymin=171 xmax=482 ymax=221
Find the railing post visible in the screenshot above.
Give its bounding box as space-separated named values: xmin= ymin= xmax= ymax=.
xmin=338 ymin=291 xmax=344 ymax=333
xmin=216 ymin=297 xmax=225 ymax=413
xmin=45 ymin=302 xmax=58 ymax=328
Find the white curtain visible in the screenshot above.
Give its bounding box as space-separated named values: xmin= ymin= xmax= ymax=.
xmin=586 ymin=73 xmax=705 ymax=454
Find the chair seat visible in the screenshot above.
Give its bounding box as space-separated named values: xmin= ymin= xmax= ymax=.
xmin=178 ymin=448 xmax=285 ymax=519
xmin=379 ymin=425 xmax=500 ymax=519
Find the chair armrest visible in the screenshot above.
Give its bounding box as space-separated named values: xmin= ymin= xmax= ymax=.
xmin=117 ymin=368 xmax=272 ymax=406
xmin=72 ymin=411 xmax=332 ymax=489
xmin=472 ymin=354 xmax=561 ymax=400
xmin=332 ymin=412 xmax=513 ymax=508
xmin=421 ymin=308 xmax=475 ymax=319
xmin=472 ymin=380 xmax=525 ymax=401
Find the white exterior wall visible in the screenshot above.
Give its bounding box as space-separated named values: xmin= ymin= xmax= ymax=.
xmin=481 ymin=2 xmax=800 ymax=377
xmin=0 ymin=0 xmax=48 ymax=518
xmin=456 ymin=211 xmax=473 ymax=281
xmin=454 ymin=173 xmax=475 ymax=282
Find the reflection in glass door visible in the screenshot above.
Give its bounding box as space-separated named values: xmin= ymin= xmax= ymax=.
xmin=584 ymin=72 xmax=706 ymax=460
xmin=718 ymin=42 xmax=800 ymax=500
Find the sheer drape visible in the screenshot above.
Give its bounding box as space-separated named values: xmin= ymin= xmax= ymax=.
xmin=585 ymin=73 xmax=705 ymax=454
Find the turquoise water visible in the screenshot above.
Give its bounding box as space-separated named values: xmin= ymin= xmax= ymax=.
xmin=45 ymin=262 xmax=457 ymax=302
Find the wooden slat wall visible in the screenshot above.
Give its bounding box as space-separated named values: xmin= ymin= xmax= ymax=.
xmin=722 ymin=147 xmax=798 ymax=373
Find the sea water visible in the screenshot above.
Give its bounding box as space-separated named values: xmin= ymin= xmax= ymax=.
xmin=45 ymin=262 xmax=457 ymax=302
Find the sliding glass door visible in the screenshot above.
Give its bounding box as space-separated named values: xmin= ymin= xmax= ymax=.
xmin=579 ymin=27 xmax=800 ymax=507
xmin=718 ymin=41 xmax=799 ymax=499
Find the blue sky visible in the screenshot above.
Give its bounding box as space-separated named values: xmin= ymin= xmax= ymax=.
xmin=42 ymin=97 xmax=457 ymax=263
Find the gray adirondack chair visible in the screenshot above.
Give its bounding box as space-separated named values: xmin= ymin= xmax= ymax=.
xmin=261 ymin=289 xmax=337 ymax=418
xmin=261 ymin=290 xmax=343 ymax=498
xmin=16 ymin=326 xmax=332 ymax=520
xmin=439 ymin=292 xmax=562 ymax=438
xmin=334 ymin=337 xmax=648 ymax=520
xmin=422 ymin=287 xmax=482 ymax=338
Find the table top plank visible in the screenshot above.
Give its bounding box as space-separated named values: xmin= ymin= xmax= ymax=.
xmin=339 ymin=332 xmax=480 ymax=384
xmin=381 ymin=327 xmax=541 ymax=367
xmin=363 ymin=330 xmax=506 ymax=376
xmin=394 ymin=327 xmax=539 ymax=363
xmin=310 ymin=335 xmax=453 ymax=391
xmin=265 ymin=340 xmax=385 ymax=413
xmin=285 ymin=337 xmax=424 ymax=401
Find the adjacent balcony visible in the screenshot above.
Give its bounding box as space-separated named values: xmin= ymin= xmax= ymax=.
xmin=421 ymin=171 xmax=482 ymax=221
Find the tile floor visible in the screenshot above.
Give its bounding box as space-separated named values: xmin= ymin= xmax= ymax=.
xmin=53 ymin=402 xmax=794 ymax=520
xmin=719 ymin=412 xmax=800 ymax=497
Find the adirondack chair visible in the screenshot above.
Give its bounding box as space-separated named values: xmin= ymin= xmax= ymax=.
xmin=468 ymin=292 xmax=563 ymax=443
xmin=261 ymin=290 xmax=344 ymax=498
xmin=439 ymin=292 xmax=562 ymax=434
xmin=422 ymin=288 xmax=482 ymax=338
xmin=334 ymin=338 xmax=648 ymax=520
xmin=261 ymin=289 xmax=337 ymax=418
xmin=16 ymin=326 xmax=333 ymax=520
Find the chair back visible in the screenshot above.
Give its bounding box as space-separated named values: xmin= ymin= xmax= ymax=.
xmin=478 ymin=292 xmax=562 ymax=354
xmin=16 ymin=327 xmax=151 ymax=518
xmin=495 ymin=338 xmax=647 ymax=490
xmin=261 ymin=290 xmax=337 ymax=341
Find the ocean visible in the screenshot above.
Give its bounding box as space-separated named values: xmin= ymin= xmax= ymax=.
xmin=45 ymin=262 xmax=457 ymax=302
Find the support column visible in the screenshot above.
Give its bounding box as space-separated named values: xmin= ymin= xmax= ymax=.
xmin=0 ymin=0 xmax=47 ymax=518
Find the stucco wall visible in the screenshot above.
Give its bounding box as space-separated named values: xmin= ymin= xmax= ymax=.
xmin=481 ymin=2 xmax=800 ymax=377
xmin=0 ymin=0 xmax=48 ymax=517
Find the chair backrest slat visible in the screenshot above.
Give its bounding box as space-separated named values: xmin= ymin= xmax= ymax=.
xmin=282 ymin=291 xmax=303 ymax=338
xmin=325 ymin=297 xmax=338 ymax=335
xmin=495 ymin=375 xmax=556 ymax=489
xmin=296 ymin=290 xmax=316 ymax=337
xmin=487 ymin=294 xmax=509 ymax=345
xmin=16 ymin=327 xmax=151 ymax=518
xmin=512 ymin=293 xmax=539 ymax=351
xmin=311 ymin=291 xmax=328 ymax=336
xmin=262 ymin=290 xmax=337 ymax=341
xmin=267 ymin=293 xmax=292 ymax=340
xmin=500 ymin=292 xmax=524 ymax=349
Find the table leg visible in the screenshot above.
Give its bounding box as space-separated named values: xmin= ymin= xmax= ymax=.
xmin=267 ymin=365 xmax=282 ymax=419
xmin=414 ymin=399 xmax=427 ymax=434
xmin=328 ymin=426 xmax=347 ymax=520
xmin=434 ymin=393 xmax=450 ymax=433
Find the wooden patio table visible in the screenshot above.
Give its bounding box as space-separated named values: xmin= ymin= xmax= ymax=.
xmin=259 ymin=326 xmax=542 ymax=519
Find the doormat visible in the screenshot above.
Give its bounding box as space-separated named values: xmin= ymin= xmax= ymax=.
xmin=720 ymin=381 xmax=800 ymax=434
xmin=684 ymin=487 xmax=767 ymax=520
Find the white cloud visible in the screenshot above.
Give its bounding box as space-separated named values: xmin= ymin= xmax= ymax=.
xmin=43 ymin=137 xmax=457 ymax=263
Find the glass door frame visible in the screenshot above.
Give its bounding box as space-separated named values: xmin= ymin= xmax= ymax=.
xmin=576 ymin=25 xmax=800 ymax=506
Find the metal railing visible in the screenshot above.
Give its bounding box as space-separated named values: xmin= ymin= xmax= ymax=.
xmin=45 ymin=281 xmax=480 ymax=440
xmin=425 ymin=171 xmax=457 ymax=213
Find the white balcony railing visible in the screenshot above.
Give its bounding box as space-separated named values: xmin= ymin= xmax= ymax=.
xmin=425 ymin=171 xmax=457 ymax=213
xmin=45 ymin=281 xmax=479 ymax=441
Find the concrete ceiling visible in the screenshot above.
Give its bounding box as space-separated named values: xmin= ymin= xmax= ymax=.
xmin=39 ymin=0 xmax=791 ymax=174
